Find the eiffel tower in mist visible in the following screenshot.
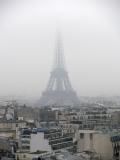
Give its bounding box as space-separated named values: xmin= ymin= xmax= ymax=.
xmin=39 ymin=35 xmax=80 ymax=106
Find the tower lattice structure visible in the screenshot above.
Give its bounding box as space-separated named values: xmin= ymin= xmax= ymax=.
xmin=39 ymin=36 xmax=79 ymax=106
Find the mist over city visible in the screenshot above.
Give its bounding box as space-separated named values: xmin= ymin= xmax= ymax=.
xmin=0 ymin=0 xmax=120 ymax=99
xmin=0 ymin=0 xmax=120 ymax=160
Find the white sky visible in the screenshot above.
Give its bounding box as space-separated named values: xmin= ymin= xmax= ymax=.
xmin=0 ymin=0 xmax=120 ymax=97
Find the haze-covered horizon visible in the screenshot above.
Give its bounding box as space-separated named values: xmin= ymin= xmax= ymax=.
xmin=0 ymin=0 xmax=120 ymax=98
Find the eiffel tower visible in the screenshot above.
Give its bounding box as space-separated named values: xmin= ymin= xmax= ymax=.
xmin=39 ymin=35 xmax=80 ymax=106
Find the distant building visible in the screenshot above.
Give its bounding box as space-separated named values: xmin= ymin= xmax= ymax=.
xmin=19 ymin=128 xmax=75 ymax=154
xmin=0 ymin=120 xmax=27 ymax=140
xmin=0 ymin=137 xmax=16 ymax=159
xmin=39 ymin=108 xmax=57 ymax=122
xmin=69 ymin=106 xmax=111 ymax=130
xmin=76 ymin=130 xmax=113 ymax=160
xmin=111 ymin=111 xmax=120 ymax=128
xmin=111 ymin=132 xmax=120 ymax=160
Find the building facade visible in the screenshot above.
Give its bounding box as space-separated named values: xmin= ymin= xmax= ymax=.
xmin=19 ymin=128 xmax=75 ymax=154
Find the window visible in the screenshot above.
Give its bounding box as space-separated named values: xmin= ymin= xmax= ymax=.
xmin=90 ymin=133 xmax=93 ymax=140
xmin=80 ymin=133 xmax=84 ymax=139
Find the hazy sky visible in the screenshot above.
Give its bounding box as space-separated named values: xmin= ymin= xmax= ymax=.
xmin=0 ymin=0 xmax=120 ymax=98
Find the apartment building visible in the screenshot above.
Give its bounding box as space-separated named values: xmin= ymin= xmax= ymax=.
xmin=19 ymin=127 xmax=74 ymax=153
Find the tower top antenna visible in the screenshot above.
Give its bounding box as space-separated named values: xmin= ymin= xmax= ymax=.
xmin=54 ymin=33 xmax=65 ymax=69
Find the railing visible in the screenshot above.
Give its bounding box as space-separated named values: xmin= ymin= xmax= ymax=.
xmin=52 ymin=141 xmax=73 ymax=150
xmin=49 ymin=137 xmax=73 ymax=145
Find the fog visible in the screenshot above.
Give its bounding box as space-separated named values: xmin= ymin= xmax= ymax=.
xmin=0 ymin=0 xmax=120 ymax=98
